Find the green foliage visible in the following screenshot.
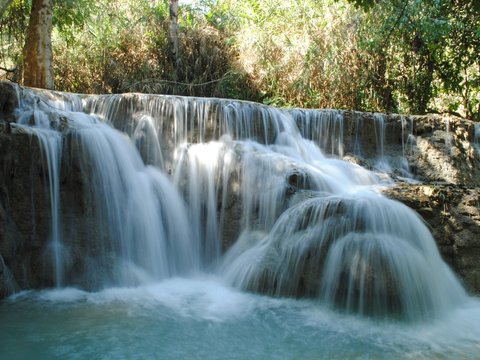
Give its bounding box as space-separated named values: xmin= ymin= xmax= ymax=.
xmin=0 ymin=0 xmax=478 ymax=119
xmin=435 ymin=1 xmax=480 ymax=119
xmin=206 ymin=0 xmax=364 ymax=109
xmin=354 ymin=0 xmax=480 ymax=118
xmin=0 ymin=0 xmax=29 ymax=80
xmin=49 ymin=0 xmax=255 ymax=98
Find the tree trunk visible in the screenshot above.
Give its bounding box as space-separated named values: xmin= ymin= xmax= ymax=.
xmin=22 ymin=0 xmax=54 ymax=89
xmin=169 ymin=0 xmax=179 ymax=82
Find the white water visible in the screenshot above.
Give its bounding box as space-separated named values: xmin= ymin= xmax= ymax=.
xmin=16 ymin=106 xmax=64 ymax=286
xmin=373 ymin=113 xmax=391 ymax=172
xmin=1 ymin=88 xmax=479 ymax=358
xmin=221 ymin=192 xmax=465 ymax=321
xmin=445 ymin=117 xmax=452 ymax=154
xmin=64 ymin=111 xmax=201 ymax=284
xmin=398 ymin=115 xmax=413 ymax=177
xmin=292 ymin=109 xmax=344 ymax=157
xmin=475 ymin=122 xmax=480 ymax=155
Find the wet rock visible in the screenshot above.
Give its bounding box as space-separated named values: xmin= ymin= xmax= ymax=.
xmin=384 ymin=183 xmax=480 ymax=293
xmin=0 ymin=253 xmax=19 ymax=298
xmin=0 ymin=254 xmax=5 ymax=298
xmin=0 ymin=117 xmax=114 ymax=294
xmin=0 ymin=82 xmax=19 ymax=122
xmin=408 ymin=115 xmax=480 ymax=186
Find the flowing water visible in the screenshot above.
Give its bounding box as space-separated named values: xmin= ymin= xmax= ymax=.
xmin=475 ymin=122 xmax=480 ymax=155
xmin=1 ymin=88 xmax=480 ymax=359
xmin=16 ymin=106 xmax=64 ymax=286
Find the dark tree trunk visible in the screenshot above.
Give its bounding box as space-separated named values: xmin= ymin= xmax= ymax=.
xmin=22 ymin=0 xmax=54 ymax=89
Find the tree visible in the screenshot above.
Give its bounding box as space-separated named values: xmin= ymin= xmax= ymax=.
xmin=435 ymin=0 xmax=480 ymax=119
xmin=22 ymin=0 xmax=54 ymax=89
xmin=169 ymin=0 xmax=179 ymax=83
xmin=0 ymin=0 xmax=14 ymax=19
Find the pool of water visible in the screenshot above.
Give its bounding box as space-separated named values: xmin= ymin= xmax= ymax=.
xmin=1 ymin=277 xmax=480 ymax=360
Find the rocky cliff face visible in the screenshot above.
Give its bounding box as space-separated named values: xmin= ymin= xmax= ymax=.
xmin=0 ymin=121 xmax=52 ymax=293
xmin=384 ymin=183 xmax=480 ymax=293
xmin=0 ymin=82 xmax=479 ymax=298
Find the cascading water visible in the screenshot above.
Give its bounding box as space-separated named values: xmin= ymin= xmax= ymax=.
xmin=15 ymin=105 xmax=64 ymax=286
xmin=1 ymin=85 xmax=479 ymax=359
xmin=5 ymin=87 xmax=468 ymax=310
xmin=218 ymin=137 xmax=464 ymax=321
xmin=398 ymin=115 xmax=413 ymax=177
xmin=474 ymin=122 xmax=480 ymax=155
xmin=292 ymin=109 xmax=344 ymax=157
xmin=67 ymin=112 xmax=200 ymax=285
xmin=373 ymin=113 xmax=390 ymax=172
xmin=10 ymin=90 xmax=201 ymax=288
xmin=445 ymin=117 xmax=452 ymax=153
xmin=74 ymin=90 xmax=466 ymax=321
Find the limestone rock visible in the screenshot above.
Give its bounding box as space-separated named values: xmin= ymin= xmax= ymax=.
xmin=384 ymin=183 xmax=480 ymax=293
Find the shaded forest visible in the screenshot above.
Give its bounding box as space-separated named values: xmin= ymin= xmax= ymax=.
xmin=1 ymin=0 xmax=479 ymax=119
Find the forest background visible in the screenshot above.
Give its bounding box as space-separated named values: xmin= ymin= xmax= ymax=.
xmin=1 ymin=0 xmax=479 ymax=120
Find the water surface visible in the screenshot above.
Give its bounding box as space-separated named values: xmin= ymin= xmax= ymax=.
xmin=1 ymin=277 xmax=479 ymax=360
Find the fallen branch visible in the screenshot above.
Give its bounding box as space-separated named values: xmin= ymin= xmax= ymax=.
xmin=0 ymin=66 xmax=16 ymax=73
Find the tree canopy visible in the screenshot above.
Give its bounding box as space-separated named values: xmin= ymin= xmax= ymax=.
xmin=1 ymin=0 xmax=479 ymax=119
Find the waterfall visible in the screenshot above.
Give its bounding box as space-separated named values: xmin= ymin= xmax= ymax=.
xmin=12 ymin=89 xmax=201 ymax=287
xmin=474 ymin=122 xmax=480 ymax=155
xmin=373 ymin=113 xmax=390 ymax=172
xmin=221 ymin=192 xmax=465 ymax=320
xmin=445 ymin=117 xmax=452 ymax=153
xmin=67 ymin=112 xmax=200 ymax=285
xmin=16 ymin=106 xmax=64 ymax=287
xmin=398 ymin=115 xmax=412 ymax=176
xmin=292 ymin=109 xmax=344 ymax=157
xmin=7 ymin=86 xmax=468 ymax=321
xmin=219 ymin=144 xmax=464 ymax=320
xmin=173 ymin=141 xmax=228 ymax=264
